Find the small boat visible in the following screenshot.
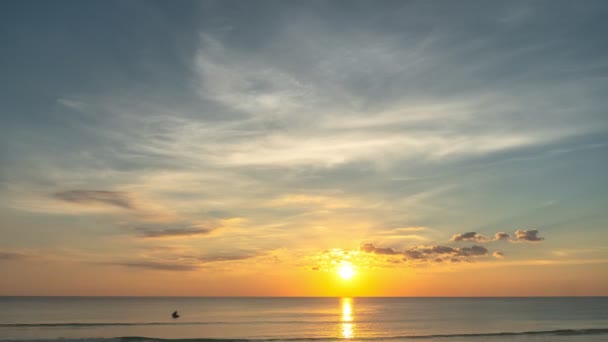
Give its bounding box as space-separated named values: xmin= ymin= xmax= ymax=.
xmin=172 ymin=310 xmax=180 ymax=319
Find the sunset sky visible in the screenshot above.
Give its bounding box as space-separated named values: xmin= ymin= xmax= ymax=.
xmin=1 ymin=0 xmax=607 ymax=296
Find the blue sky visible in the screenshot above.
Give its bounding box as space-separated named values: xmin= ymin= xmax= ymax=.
xmin=1 ymin=0 xmax=607 ymax=295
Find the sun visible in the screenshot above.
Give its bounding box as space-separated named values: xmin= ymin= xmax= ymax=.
xmin=337 ymin=263 xmax=355 ymax=280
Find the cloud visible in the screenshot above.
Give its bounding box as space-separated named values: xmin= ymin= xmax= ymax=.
xmin=136 ymin=227 xmax=214 ymax=239
xmin=268 ymin=194 xmax=356 ymax=210
xmin=57 ymin=98 xmax=86 ymax=111
xmin=109 ymin=250 xmax=259 ymax=272
xmin=370 ymin=227 xmax=430 ymax=242
xmin=456 ymin=245 xmax=489 ymax=257
xmin=199 ymin=253 xmax=258 ymax=262
xmin=494 ymin=232 xmax=511 ymax=241
xmin=185 ymin=28 xmax=595 ymax=169
xmin=451 ymin=230 xmax=542 ymax=243
xmin=514 ymin=229 xmax=544 ymax=242
xmin=419 ymin=245 xmax=457 ymax=254
xmin=451 ymin=232 xmax=487 ymax=242
xmin=112 ymin=261 xmax=199 ymax=271
xmin=361 ymin=243 xmax=489 ymax=263
xmin=360 ymin=243 xmax=399 ymax=255
xmin=0 ymin=252 xmax=27 ymax=261
xmin=196 ymin=33 xmax=311 ymax=117
xmin=403 ymin=249 xmax=426 ymax=260
xmin=360 ymin=228 xmax=544 ymax=266
xmin=53 ymin=190 xmax=133 ymax=210
xmin=552 ymin=248 xmax=599 ymax=257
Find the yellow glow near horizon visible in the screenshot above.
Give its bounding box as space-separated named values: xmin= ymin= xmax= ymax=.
xmin=337 ymin=263 xmax=355 ymax=280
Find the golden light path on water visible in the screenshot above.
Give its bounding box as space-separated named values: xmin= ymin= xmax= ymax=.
xmin=341 ymin=297 xmax=354 ymax=338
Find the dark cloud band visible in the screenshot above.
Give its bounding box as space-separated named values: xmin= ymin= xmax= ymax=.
xmin=53 ymin=190 xmax=133 ymax=209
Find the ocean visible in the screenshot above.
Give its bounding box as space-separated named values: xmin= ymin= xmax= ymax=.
xmin=0 ymin=297 xmax=607 ymax=342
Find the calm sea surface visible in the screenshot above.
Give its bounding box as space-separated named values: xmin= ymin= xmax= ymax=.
xmin=0 ymin=297 xmax=607 ymax=342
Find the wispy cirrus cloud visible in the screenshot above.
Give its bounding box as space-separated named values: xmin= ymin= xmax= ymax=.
xmin=187 ymin=32 xmax=598 ymax=169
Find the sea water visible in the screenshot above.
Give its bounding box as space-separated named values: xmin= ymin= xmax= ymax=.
xmin=0 ymin=297 xmax=607 ymax=342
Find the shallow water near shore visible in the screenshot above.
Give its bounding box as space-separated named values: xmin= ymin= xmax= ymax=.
xmin=1 ymin=297 xmax=607 ymax=342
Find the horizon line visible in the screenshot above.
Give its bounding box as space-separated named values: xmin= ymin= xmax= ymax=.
xmin=1 ymin=295 xmax=607 ymax=298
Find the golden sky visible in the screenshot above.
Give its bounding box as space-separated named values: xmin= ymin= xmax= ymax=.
xmin=1 ymin=1 xmax=608 ymax=296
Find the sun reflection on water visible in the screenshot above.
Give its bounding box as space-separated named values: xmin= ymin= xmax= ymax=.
xmin=341 ymin=297 xmax=354 ymax=338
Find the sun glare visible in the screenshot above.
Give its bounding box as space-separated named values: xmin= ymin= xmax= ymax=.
xmin=337 ymin=263 xmax=355 ymax=280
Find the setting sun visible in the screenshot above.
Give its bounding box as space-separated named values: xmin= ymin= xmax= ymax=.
xmin=337 ymin=263 xmax=355 ymax=280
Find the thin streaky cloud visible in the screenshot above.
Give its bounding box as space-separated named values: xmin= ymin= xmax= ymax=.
xmin=53 ymin=190 xmax=133 ymax=210
xmin=136 ymin=227 xmax=215 ymax=239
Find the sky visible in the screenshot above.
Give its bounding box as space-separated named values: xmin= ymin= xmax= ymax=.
xmin=1 ymin=0 xmax=607 ymax=296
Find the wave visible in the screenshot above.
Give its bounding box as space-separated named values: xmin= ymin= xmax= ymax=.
xmin=1 ymin=328 xmax=607 ymax=342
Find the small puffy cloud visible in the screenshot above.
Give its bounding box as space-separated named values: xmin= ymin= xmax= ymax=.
xmin=53 ymin=190 xmax=133 ymax=210
xmin=403 ymin=250 xmax=425 ymax=260
xmin=514 ymin=229 xmax=544 ymax=242
xmin=451 ymin=232 xmax=487 ymax=242
xmin=456 ymin=245 xmax=488 ymax=256
xmin=494 ymin=232 xmax=511 ymax=241
xmin=420 ymin=245 xmax=456 ymax=254
xmin=493 ymin=251 xmax=505 ymax=258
